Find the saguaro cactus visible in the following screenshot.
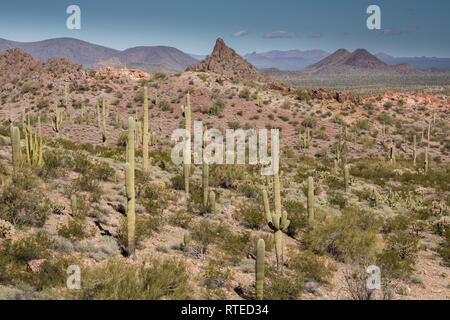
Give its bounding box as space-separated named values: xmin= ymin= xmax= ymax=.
xmin=307 ymin=176 xmax=315 ymax=224
xmin=51 ymin=105 xmax=63 ymax=137
xmin=71 ymin=194 xmax=77 ymax=216
xmin=413 ymin=134 xmax=417 ymax=167
xmin=424 ymin=147 xmax=429 ymax=174
xmin=142 ymin=86 xmax=150 ymax=172
xmin=427 ymin=122 xmax=431 ymax=148
xmin=101 ymin=97 xmax=107 ymax=145
xmin=209 ymin=191 xmax=216 ymax=214
xmin=389 ymin=143 xmax=396 ymax=165
xmin=202 ymin=126 xmax=209 ymax=210
xmin=183 ymin=232 xmax=191 ymax=250
xmin=126 ymin=117 xmax=136 ymax=257
xmin=11 ymin=126 xmax=22 ymax=170
xmin=344 ymin=165 xmax=349 ymax=193
xmin=262 ymin=172 xmax=290 ymax=270
xmin=181 ymin=93 xmax=191 ymax=201
xmin=255 ymin=238 xmax=265 ymax=300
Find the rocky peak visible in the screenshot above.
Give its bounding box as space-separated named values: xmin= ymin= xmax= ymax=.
xmin=186 ymin=38 xmax=278 ymax=85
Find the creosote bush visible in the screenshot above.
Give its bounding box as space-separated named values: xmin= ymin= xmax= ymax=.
xmin=78 ymin=257 xmax=191 ymax=300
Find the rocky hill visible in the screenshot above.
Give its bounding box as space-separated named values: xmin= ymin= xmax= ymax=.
xmin=186 ymin=38 xmax=275 ymax=84
xmin=302 ymin=48 xmax=419 ymax=75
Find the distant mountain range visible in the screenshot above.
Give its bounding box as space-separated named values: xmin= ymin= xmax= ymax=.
xmin=0 ymin=37 xmax=448 ymax=75
xmin=243 ymin=50 xmax=329 ymax=71
xmin=0 ymin=37 xmax=197 ymax=72
xmin=243 ymin=49 xmax=450 ymax=72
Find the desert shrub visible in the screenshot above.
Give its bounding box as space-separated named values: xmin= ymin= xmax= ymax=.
xmin=38 ymin=149 xmax=72 ymax=179
xmin=236 ymin=203 xmax=265 ymax=229
xmin=289 ymin=250 xmax=336 ymax=285
xmin=377 ymin=229 xmax=419 ymax=280
xmin=91 ymin=161 xmax=115 ymax=181
xmin=264 ymin=266 xmax=304 ymax=300
xmin=209 ymin=165 xmax=247 ymax=189
xmin=73 ymin=174 xmax=101 ymax=194
xmin=171 ymin=174 xmax=185 ymax=190
xmin=304 ymin=207 xmax=381 ymax=262
xmin=283 ymin=200 xmax=307 ymax=238
xmin=190 ymin=220 xmax=227 ymax=254
xmin=168 ymin=210 xmax=194 ymax=229
xmin=117 ymin=213 xmax=162 ymax=249
xmin=0 ymin=172 xmax=51 ymax=227
xmin=238 ymin=88 xmax=250 ymax=99
xmin=202 ymin=259 xmax=233 ymax=289
xmin=57 ymin=219 xmax=88 ymax=240
xmin=78 ymin=257 xmax=191 ymax=299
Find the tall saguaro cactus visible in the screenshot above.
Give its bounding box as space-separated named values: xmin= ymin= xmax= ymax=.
xmin=126 ymin=117 xmax=136 ymax=257
xmin=101 ymin=97 xmax=107 ymax=145
xmin=51 ymin=104 xmax=63 ymax=138
xmin=413 ymin=134 xmax=417 ymax=167
xmin=307 ymin=176 xmax=315 ymax=224
xmin=255 ymin=239 xmax=265 ymax=300
xmin=424 ymin=147 xmax=429 ymax=174
xmin=181 ymin=93 xmax=191 ymax=201
xmin=262 ymin=172 xmax=290 ymax=270
xmin=142 ymin=86 xmax=150 ymax=172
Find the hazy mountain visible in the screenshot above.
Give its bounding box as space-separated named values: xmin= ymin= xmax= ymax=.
xmin=302 ymin=48 xmax=419 ymax=75
xmin=0 ymin=37 xmax=197 ymax=72
xmin=243 ymin=49 xmax=329 ymax=71
xmin=0 ymin=37 xmax=118 ymax=65
xmin=376 ymin=53 xmax=450 ymax=71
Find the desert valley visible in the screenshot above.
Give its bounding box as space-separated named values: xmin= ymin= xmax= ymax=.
xmin=0 ymin=34 xmax=448 ymax=301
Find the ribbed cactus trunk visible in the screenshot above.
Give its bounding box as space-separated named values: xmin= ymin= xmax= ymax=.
xmin=11 ymin=126 xmax=22 ymax=171
xmin=413 ymin=134 xmax=417 ymax=167
xmin=427 ymin=122 xmax=431 ymax=148
xmin=126 ymin=117 xmax=136 ymax=257
xmin=424 ymin=147 xmax=429 ymax=174
xmin=344 ymin=165 xmax=349 ymax=193
xmin=262 ymin=173 xmax=290 ymax=271
xmin=142 ymin=86 xmax=149 ymax=172
xmin=255 ymin=239 xmax=265 ymax=300
xmin=102 ymin=97 xmax=107 ymax=145
xmin=307 ymin=176 xmax=314 ymax=224
xmin=209 ymin=191 xmax=216 ymax=214
xmin=71 ymin=194 xmax=77 ymax=216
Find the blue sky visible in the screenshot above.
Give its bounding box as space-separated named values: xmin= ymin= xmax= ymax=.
xmin=0 ymin=0 xmax=449 ymax=57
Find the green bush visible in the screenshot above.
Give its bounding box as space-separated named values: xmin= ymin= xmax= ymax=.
xmin=236 ymin=203 xmax=265 ymax=229
xmin=304 ymin=207 xmax=381 ymax=262
xmin=0 ymin=172 xmax=51 ymax=227
xmin=78 ymin=257 xmax=191 ymax=299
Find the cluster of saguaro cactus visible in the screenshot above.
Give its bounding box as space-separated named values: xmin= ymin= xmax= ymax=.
xmin=24 ymin=115 xmax=43 ymax=167
xmin=142 ymin=86 xmax=150 ymax=172
xmin=262 ymin=172 xmax=290 ymax=270
xmin=51 ymin=104 xmax=63 ymax=138
xmin=307 ymin=176 xmax=314 ymax=224
xmin=299 ymin=127 xmax=310 ymax=149
xmin=126 ymin=117 xmax=136 ymax=257
xmin=255 ymin=238 xmax=265 ymax=300
xmin=181 ymin=93 xmax=191 ymax=201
